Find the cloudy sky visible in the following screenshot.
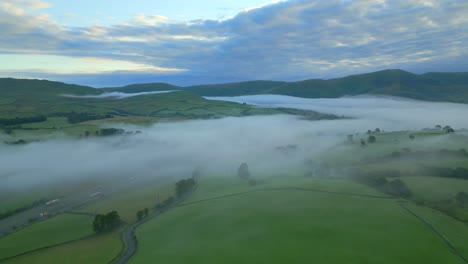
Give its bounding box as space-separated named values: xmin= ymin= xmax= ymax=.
xmin=0 ymin=0 xmax=467 ymax=87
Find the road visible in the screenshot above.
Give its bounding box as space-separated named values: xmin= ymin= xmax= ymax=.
xmin=0 ymin=176 xmax=149 ymax=237
xmin=114 ymin=187 xmax=196 ymax=264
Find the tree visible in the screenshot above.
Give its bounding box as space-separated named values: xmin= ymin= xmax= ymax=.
xmin=387 ymin=179 xmax=412 ymax=198
xmin=136 ymin=210 xmax=144 ymax=221
xmin=374 ymin=128 xmax=381 ymax=133
xmin=192 ymin=166 xmax=202 ymax=180
xmin=444 ymin=126 xmax=454 ymax=133
xmin=409 ymin=134 xmax=415 ymax=140
xmin=93 ymin=211 xmax=121 ymax=232
xmin=175 ymin=178 xmax=196 ymax=197
xmin=143 ymin=208 xmax=149 ymax=216
xmin=360 ymin=139 xmax=366 ymax=147
xmin=238 ymin=163 xmax=250 ymax=180
xmin=368 ymin=135 xmax=376 ymax=143
xmin=347 ymin=134 xmax=354 ymax=143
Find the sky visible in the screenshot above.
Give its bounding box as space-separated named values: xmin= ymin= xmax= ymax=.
xmin=0 ymin=0 xmax=467 ymax=87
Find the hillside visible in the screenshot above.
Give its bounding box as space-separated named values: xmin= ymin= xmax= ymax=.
xmin=0 ymin=78 xmax=334 ymax=122
xmin=107 ymin=70 xmax=468 ymax=103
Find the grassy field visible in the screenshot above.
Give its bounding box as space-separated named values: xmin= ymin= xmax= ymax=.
xmin=1 ymin=228 xmax=122 ymax=264
xmin=131 ymin=176 xmax=466 ymax=264
xmin=405 ymin=203 xmax=468 ymax=258
xmin=0 ymin=214 xmax=93 ymax=260
xmin=402 ymin=176 xmax=468 ymax=202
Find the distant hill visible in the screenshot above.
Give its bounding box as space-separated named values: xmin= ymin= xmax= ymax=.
xmin=108 ymin=69 xmax=468 ymax=103
xmin=102 ymin=83 xmax=179 ymax=93
xmin=0 ymin=78 xmax=333 ymax=121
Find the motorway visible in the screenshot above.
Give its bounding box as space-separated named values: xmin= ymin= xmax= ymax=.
xmin=0 ymin=176 xmax=146 ymax=237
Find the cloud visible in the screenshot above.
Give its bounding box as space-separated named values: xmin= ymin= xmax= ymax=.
xmin=0 ymin=0 xmax=467 ymax=85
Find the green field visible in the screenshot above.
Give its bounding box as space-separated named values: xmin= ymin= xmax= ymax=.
xmin=0 ymin=214 xmax=93 ymax=260
xmin=130 ymin=176 xmax=466 ymax=264
xmin=0 ymin=228 xmax=122 ymax=264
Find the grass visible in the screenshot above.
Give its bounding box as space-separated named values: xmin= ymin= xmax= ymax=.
xmin=1 ymin=228 xmax=122 ymax=264
xmin=402 ymin=176 xmax=468 ymax=202
xmin=131 ymin=176 xmax=465 ymax=264
xmin=0 ymin=214 xmax=93 ymax=259
xmin=405 ymin=203 xmax=468 ymax=258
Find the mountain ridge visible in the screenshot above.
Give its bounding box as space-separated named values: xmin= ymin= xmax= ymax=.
xmin=1 ymin=69 xmax=468 ymax=104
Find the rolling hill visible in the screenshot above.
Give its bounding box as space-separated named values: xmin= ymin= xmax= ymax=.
xmin=107 ymin=69 xmax=468 ymax=103
xmin=0 ymin=78 xmax=334 ymax=121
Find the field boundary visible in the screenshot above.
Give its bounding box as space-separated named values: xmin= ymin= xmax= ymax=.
xmin=0 ymin=234 xmax=96 ymax=263
xmin=179 ymin=186 xmax=394 ymax=207
xmin=399 ymin=202 xmax=468 ymax=263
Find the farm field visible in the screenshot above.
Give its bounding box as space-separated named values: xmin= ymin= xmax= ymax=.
xmin=0 ymin=214 xmax=93 ymax=260
xmin=131 ymin=176 xmax=466 ymax=264
xmin=0 ymin=228 xmax=122 ymax=264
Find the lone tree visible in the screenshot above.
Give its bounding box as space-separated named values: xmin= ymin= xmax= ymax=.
xmin=93 ymin=211 xmax=121 ymax=232
xmin=444 ymin=126 xmax=455 ymax=133
xmin=175 ymin=178 xmax=196 ymax=197
xmin=238 ymin=163 xmax=250 ymax=180
xmin=360 ymin=139 xmax=366 ymax=147
xmin=368 ymin=135 xmax=376 ymax=143
xmin=409 ymin=134 xmax=415 ymax=140
xmin=192 ymin=166 xmax=202 ymax=181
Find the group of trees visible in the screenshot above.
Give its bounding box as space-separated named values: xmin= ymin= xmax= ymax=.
xmin=98 ymin=128 xmax=125 ymax=136
xmin=65 ymin=112 xmax=113 ymax=124
xmin=92 ymin=211 xmax=121 ymax=232
xmin=237 ymin=163 xmax=264 ymax=186
xmin=238 ymin=163 xmax=250 ymax=180
xmin=0 ymin=115 xmax=47 ymax=126
xmin=352 ymin=171 xmax=412 ymax=198
xmin=418 ymin=166 xmax=468 ymax=180
xmin=175 ymin=178 xmax=196 ymax=197
xmin=136 ymin=208 xmax=149 ymax=221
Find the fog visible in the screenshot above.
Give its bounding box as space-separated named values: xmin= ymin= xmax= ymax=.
xmin=62 ymin=90 xmax=177 ymax=99
xmin=207 ymin=95 xmax=468 ymax=130
xmin=1 ymin=95 xmax=468 ymax=192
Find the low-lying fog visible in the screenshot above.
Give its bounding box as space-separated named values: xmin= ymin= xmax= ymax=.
xmin=62 ymin=90 xmax=176 ymax=99
xmin=1 ymin=95 xmax=467 ymax=191
xmin=207 ymin=95 xmax=468 ymax=130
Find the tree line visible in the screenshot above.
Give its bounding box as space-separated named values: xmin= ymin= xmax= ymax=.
xmin=0 ymin=116 xmax=46 ymax=126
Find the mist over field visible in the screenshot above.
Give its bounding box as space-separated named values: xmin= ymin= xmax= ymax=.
xmin=62 ymin=91 xmax=177 ymax=99
xmin=208 ymin=95 xmax=468 ymax=130
xmin=1 ymin=96 xmax=467 ymax=191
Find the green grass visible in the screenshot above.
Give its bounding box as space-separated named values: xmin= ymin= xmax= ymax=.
xmin=1 ymin=228 xmax=122 ymax=264
xmin=130 ymin=177 xmax=465 ymax=264
xmin=402 ymin=176 xmax=468 ymax=202
xmin=0 ymin=214 xmax=93 ymax=259
xmin=405 ymin=203 xmax=468 ymax=258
